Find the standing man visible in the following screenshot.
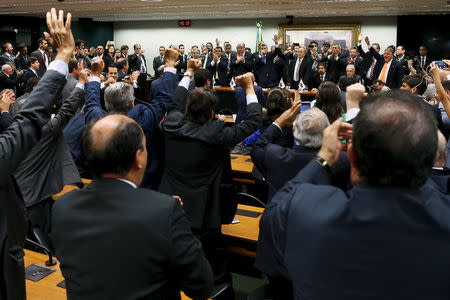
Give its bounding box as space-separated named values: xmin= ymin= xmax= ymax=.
xmin=0 ymin=42 xmax=16 ymax=66
xmin=15 ymin=44 xmax=30 ymax=72
xmin=231 ymin=42 xmax=253 ymax=77
xmin=0 ymin=8 xmax=74 ymax=299
xmin=152 ymin=45 xmax=165 ymax=77
xmin=30 ymin=38 xmax=50 ymax=77
xmin=128 ymin=44 xmax=148 ymax=99
xmin=177 ymin=44 xmax=188 ymax=76
xmin=286 ymin=46 xmax=313 ymax=89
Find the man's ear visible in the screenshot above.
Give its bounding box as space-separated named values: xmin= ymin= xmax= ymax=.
xmin=135 ymin=148 xmax=145 ymax=170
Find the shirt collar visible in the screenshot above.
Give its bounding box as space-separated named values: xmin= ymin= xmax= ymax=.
xmin=116 ymin=178 xmax=137 ymax=188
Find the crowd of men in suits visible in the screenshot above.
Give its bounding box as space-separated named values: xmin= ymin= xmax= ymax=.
xmin=1 ymin=7 xmax=450 ymax=300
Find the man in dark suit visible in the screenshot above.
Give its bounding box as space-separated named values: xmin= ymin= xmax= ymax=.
xmin=365 ymin=36 xmax=404 ymax=89
xmin=347 ymin=46 xmax=363 ymax=75
xmin=92 ymin=45 xmax=112 ymax=72
xmin=14 ymin=44 xmax=30 ymax=72
xmin=234 ymin=73 xmax=265 ymax=124
xmin=320 ymin=43 xmax=347 ymax=84
xmin=230 ymin=42 xmax=253 ymax=78
xmin=152 ymin=45 xmax=165 ymax=77
xmin=207 ymin=46 xmax=229 ymax=86
xmin=257 ymin=90 xmax=450 ymax=300
xmin=286 ymin=46 xmax=313 ymax=89
xmin=395 ymin=45 xmax=410 ymax=76
xmin=414 ymin=45 xmax=433 ymax=74
xmin=159 ymin=68 xmax=262 ymax=296
xmin=21 ymin=56 xmax=40 ymax=83
xmin=252 ymin=41 xmax=285 ymax=88
xmin=337 ymin=64 xmax=363 ymax=90
xmin=0 ymin=42 xmax=16 ymax=66
xmin=251 ymin=105 xmax=328 ymax=200
xmin=15 ymin=70 xmax=87 ymax=234
xmin=52 ymin=113 xmax=213 ymax=299
xmin=177 ymin=44 xmax=188 ymax=76
xmin=30 ymin=38 xmax=50 ymax=77
xmin=309 ymin=63 xmax=329 ymax=90
xmin=0 ymin=8 xmax=73 ymax=299
xmin=0 ymin=63 xmax=20 ymax=92
xmin=357 ymin=39 xmax=381 ymax=87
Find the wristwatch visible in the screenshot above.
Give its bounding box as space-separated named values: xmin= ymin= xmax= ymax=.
xmin=315 ymin=155 xmax=331 ymax=171
xmin=183 ymin=71 xmax=193 ymax=77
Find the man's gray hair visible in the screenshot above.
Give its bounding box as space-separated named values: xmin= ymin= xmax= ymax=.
xmin=104 ymin=82 xmax=134 ymax=113
xmin=1 ymin=64 xmax=11 ymax=72
xmin=434 ymin=130 xmax=448 ymax=168
xmin=293 ymin=107 xmax=329 ymax=148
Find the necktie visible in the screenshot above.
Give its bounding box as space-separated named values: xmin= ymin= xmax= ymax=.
xmin=379 ymin=62 xmax=388 ymax=83
xmin=203 ymin=56 xmax=208 ymax=69
xmin=43 ymin=52 xmax=47 ymax=65
xmin=320 ymin=75 xmax=324 ymax=82
xmin=421 ymin=57 xmax=425 ymax=69
xmin=294 ymin=58 xmax=302 ymax=82
xmin=140 ymin=56 xmax=146 ymax=73
xmin=160 ymin=56 xmax=163 ymax=63
xmin=227 ymin=54 xmax=231 ymax=72
xmin=262 ymin=55 xmax=266 ymax=64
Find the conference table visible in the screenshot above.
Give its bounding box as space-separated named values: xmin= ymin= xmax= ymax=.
xmin=24 ymin=250 xmax=200 ymax=300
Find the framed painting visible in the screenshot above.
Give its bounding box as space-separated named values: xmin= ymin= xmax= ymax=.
xmin=278 ymin=24 xmax=361 ymax=51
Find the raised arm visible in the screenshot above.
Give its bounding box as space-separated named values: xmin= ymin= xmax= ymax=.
xmin=0 ymin=8 xmax=74 ymax=182
xmin=127 ymin=48 xmax=180 ymax=130
xmin=430 ymin=62 xmax=450 ymax=118
xmin=84 ymin=59 xmax=106 ymax=123
xmin=169 ymin=59 xmax=201 ymax=114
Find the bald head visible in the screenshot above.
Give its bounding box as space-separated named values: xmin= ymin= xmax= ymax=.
xmin=83 ymin=114 xmax=146 ymax=178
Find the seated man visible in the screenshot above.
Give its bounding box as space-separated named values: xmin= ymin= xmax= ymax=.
xmin=257 ymin=90 xmax=450 ymax=300
xmin=51 ymin=114 xmax=213 ymax=299
xmin=251 ymin=105 xmax=331 ymax=200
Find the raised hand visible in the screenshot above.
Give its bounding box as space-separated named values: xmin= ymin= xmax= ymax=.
xmin=91 ymin=59 xmax=105 ymax=77
xmin=186 ymin=59 xmax=202 ymax=73
xmin=364 ymin=36 xmax=370 ymax=46
xmin=318 ymin=118 xmax=353 ymax=166
xmin=164 ymin=48 xmax=179 ymax=68
xmin=274 ymin=98 xmax=301 ymax=128
xmin=44 ymin=8 xmax=74 ymax=63
xmin=78 ymin=69 xmax=91 ymax=84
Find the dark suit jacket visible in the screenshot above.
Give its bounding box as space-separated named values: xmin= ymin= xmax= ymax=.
xmin=286 ymin=56 xmax=313 ymax=89
xmin=256 ymin=160 xmax=450 ymax=300
xmin=129 ymin=53 xmax=147 ymax=73
xmin=0 ymin=69 xmax=66 ymax=299
xmin=321 ymin=54 xmax=347 ymax=83
xmin=230 ymin=52 xmax=253 ymax=77
xmin=430 ymin=168 xmax=450 ymax=194
xmin=369 ymin=46 xmax=403 ymax=89
xmin=51 ymin=178 xmax=213 ymax=300
xmin=253 ymin=47 xmax=285 ymax=88
xmin=84 ymin=71 xmax=177 ymax=189
xmin=234 ymin=86 xmax=265 ymax=124
xmin=21 ymin=68 xmax=39 ymax=84
xmin=14 ymin=86 xmax=83 ymax=207
xmin=30 ymin=49 xmax=49 ymax=77
xmin=0 ymin=72 xmax=19 ymax=91
xmin=207 ymin=56 xmax=229 ymax=86
xmin=309 ymin=71 xmax=330 ymax=89
xmin=153 ymin=55 xmax=164 ymax=76
xmin=15 ymin=54 xmax=30 ymax=72
xmin=159 ymin=85 xmax=262 ymax=230
xmin=177 ymin=54 xmax=188 ymax=74
xmin=356 ymin=44 xmax=376 ymax=79
xmin=0 ymin=53 xmax=15 ymax=66
xmin=0 ymin=111 xmax=13 ymax=133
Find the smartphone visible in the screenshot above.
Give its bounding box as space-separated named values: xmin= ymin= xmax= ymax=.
xmin=300 ymin=102 xmax=311 ymax=113
xmin=435 ymin=61 xmax=448 ymax=69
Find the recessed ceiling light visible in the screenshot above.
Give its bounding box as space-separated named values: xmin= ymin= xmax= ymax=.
xmin=141 ymin=0 xmax=163 ymax=2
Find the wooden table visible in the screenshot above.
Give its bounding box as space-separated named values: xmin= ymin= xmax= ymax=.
xmin=230 ymin=154 xmax=254 ymax=174
xmin=24 ymin=249 xmax=66 ymax=300
xmin=24 ymin=250 xmax=196 ymax=300
xmin=222 ymin=204 xmax=264 ymax=258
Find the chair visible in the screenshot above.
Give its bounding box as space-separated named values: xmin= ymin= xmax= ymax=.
xmin=235 ymin=192 xmax=266 ymax=208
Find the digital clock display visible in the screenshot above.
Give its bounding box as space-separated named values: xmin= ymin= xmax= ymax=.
xmin=178 ymin=20 xmax=191 ymax=27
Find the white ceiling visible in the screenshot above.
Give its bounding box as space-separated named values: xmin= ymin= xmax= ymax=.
xmin=0 ymin=0 xmax=448 ymax=21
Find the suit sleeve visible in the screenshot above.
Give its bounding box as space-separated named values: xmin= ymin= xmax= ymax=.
xmin=127 ymin=71 xmax=177 ymax=130
xmin=0 ymin=112 xmax=13 ymax=133
xmin=251 ymin=124 xmax=283 ymax=178
xmin=169 ymin=85 xmax=189 ymax=114
xmin=84 ymin=80 xmax=106 ymax=123
xmin=219 ymin=101 xmax=262 ymax=146
xmin=47 ymin=86 xmax=84 ymax=134
xmin=0 ymin=70 xmax=66 ymax=183
xmin=168 ymin=200 xmax=214 ymax=299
